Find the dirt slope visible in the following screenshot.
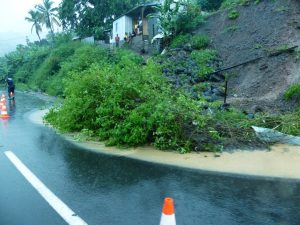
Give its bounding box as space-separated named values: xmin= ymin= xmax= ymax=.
xmin=196 ymin=0 xmax=300 ymax=113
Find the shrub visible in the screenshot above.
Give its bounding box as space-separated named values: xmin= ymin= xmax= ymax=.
xmin=45 ymin=54 xmax=209 ymax=152
xmin=31 ymin=42 xmax=80 ymax=94
xmin=190 ymin=49 xmax=217 ymax=76
xmin=221 ymin=0 xmax=244 ymax=9
xmin=191 ymin=35 xmax=210 ymax=49
xmin=266 ymin=44 xmax=290 ymax=57
xmin=221 ymin=0 xmax=255 ymax=9
xmin=251 ymin=112 xmax=300 ymax=136
xmin=198 ymin=0 xmax=223 ymax=11
xmin=14 ymin=46 xmax=50 ymax=85
xmin=175 ymin=2 xmax=204 ymax=34
xmin=170 ymin=34 xmax=191 ymax=48
xmin=228 ymin=9 xmax=240 ymax=19
xmin=284 ymin=83 xmax=300 ymax=101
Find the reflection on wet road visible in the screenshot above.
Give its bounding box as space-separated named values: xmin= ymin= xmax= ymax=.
xmin=0 ymin=91 xmax=300 ymax=225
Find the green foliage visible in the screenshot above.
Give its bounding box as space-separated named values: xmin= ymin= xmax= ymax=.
xmin=59 ymin=0 xmax=141 ymax=38
xmin=191 ymin=49 xmax=217 ymax=76
xmin=197 ymin=0 xmax=223 ymax=11
xmin=221 ymin=0 xmax=253 ymax=9
xmin=45 ymin=50 xmax=210 ymax=152
xmin=254 ymin=0 xmax=261 ymax=5
xmin=0 ymin=42 xmax=52 ymax=90
xmin=228 ymin=9 xmax=240 ymax=19
xmin=191 ymin=35 xmax=210 ymax=49
xmin=221 ymin=0 xmax=244 ymax=8
xmin=251 ymin=112 xmax=300 ymax=136
xmin=14 ymin=47 xmax=50 ymax=84
xmin=275 ymin=112 xmax=300 ymax=136
xmin=266 ymin=44 xmax=290 ymax=56
xmin=94 ymin=26 xmax=106 ymax=40
xmin=284 ymin=83 xmax=300 ymax=102
xmin=294 ymin=47 xmax=300 ymax=61
xmin=170 ymin=34 xmax=210 ymax=49
xmin=31 ymin=41 xmax=80 ymax=95
xmin=35 ymin=0 xmax=60 ymax=40
xmin=57 ymin=43 xmax=110 ymax=79
xmin=175 ymin=1 xmax=204 ymax=34
xmin=170 ymin=34 xmax=191 ymax=48
xmin=25 ymin=10 xmax=43 ymax=42
xmin=253 ymin=43 xmax=263 ymax=49
xmin=151 ymin=0 xmax=204 ymax=47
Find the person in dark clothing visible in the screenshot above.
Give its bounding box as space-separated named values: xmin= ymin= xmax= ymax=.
xmin=6 ymin=77 xmax=15 ymax=98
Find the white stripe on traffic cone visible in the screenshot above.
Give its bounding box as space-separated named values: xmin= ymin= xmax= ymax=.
xmin=0 ymin=104 xmax=10 ymax=119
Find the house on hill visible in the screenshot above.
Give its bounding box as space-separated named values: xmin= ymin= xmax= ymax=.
xmin=111 ymin=2 xmax=160 ymax=46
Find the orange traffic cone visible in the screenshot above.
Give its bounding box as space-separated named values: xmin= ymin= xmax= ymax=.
xmin=159 ymin=198 xmax=176 ymax=225
xmin=1 ymin=95 xmax=6 ymax=109
xmin=0 ymin=104 xmax=10 ymax=119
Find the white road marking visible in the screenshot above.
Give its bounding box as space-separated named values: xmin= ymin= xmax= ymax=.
xmin=4 ymin=151 xmax=88 ymax=225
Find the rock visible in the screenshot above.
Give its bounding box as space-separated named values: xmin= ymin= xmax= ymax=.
xmin=252 ymin=126 xmax=300 ymax=145
xmin=203 ymin=90 xmax=212 ymax=97
xmin=212 ymin=87 xmax=225 ymax=97
xmin=211 ymin=93 xmax=219 ymax=101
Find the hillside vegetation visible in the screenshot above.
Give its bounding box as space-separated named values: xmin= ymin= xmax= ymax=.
xmin=1 ymin=0 xmax=300 ymax=152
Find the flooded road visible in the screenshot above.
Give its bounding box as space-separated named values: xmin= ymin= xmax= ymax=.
xmin=0 ymin=91 xmax=300 ymax=225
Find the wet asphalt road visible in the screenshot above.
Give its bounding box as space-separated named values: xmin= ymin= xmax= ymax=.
xmin=1 ymin=91 xmax=300 ymax=225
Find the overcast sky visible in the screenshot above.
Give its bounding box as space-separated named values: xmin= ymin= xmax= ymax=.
xmin=0 ymin=0 xmax=61 ymax=55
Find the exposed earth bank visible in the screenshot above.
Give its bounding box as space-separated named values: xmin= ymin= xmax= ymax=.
xmin=196 ymin=0 xmax=300 ymax=113
xmin=30 ymin=109 xmax=300 ymax=180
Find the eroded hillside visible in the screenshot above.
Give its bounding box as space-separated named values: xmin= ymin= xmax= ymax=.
xmin=197 ymin=0 xmax=300 ymax=113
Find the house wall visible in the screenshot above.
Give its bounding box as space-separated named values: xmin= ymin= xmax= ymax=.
xmin=111 ymin=16 xmax=133 ymax=43
xmin=125 ymin=16 xmax=133 ymax=35
xmin=147 ymin=17 xmax=159 ymax=41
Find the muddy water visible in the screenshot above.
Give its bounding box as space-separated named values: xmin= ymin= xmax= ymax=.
xmin=58 ymin=135 xmax=300 ymax=180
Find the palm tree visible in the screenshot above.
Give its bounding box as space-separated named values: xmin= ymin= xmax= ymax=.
xmin=35 ymin=0 xmax=60 ymax=40
xmin=25 ymin=10 xmax=43 ymax=42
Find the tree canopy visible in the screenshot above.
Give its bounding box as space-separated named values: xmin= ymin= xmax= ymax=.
xmin=58 ymin=0 xmax=144 ymax=38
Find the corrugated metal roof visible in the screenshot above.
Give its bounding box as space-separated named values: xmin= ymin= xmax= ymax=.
xmin=114 ymin=2 xmax=159 ymax=21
